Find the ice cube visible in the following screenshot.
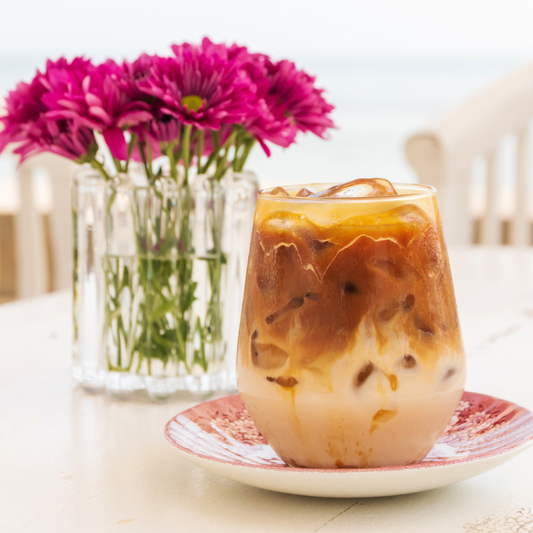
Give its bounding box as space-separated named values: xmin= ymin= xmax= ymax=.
xmin=401 ymin=354 xmax=417 ymax=369
xmin=378 ymin=302 xmax=400 ymax=322
xmin=314 ymin=178 xmax=398 ymax=198
xmin=344 ymin=204 xmax=430 ymax=232
xmin=295 ymin=187 xmax=315 ymax=197
xmin=414 ymin=315 xmax=434 ymax=335
xmin=251 ymin=331 xmax=289 ymax=369
xmin=273 ymin=376 xmax=298 ymax=388
xmin=354 ymin=362 xmax=375 ymax=387
xmin=389 ymin=204 xmax=429 ymax=226
xmin=269 ymin=186 xmax=290 ymax=196
xmin=307 ymin=239 xmax=335 ymax=253
xmin=265 ymin=296 xmax=305 ymax=325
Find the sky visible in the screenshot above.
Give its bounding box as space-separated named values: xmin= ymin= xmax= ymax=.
xmin=2 ymin=0 xmax=533 ymax=60
xmin=1 ymin=0 xmax=533 ymax=190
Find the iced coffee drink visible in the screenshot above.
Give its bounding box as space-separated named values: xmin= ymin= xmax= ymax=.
xmin=237 ymin=179 xmax=466 ymax=468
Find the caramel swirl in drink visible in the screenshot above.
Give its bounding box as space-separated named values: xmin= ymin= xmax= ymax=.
xmin=237 ymin=179 xmax=466 ymax=468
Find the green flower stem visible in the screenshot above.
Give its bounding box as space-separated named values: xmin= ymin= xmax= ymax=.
xmin=181 ymin=125 xmax=192 ymax=184
xmin=197 ymin=130 xmax=204 ymax=174
xmin=232 ymin=133 xmax=243 ymax=171
xmin=112 ymin=156 xmax=124 ymax=175
xmin=200 ymin=151 xmax=218 ymax=175
xmin=214 ymin=131 xmax=237 ymax=181
xmin=235 ymin=138 xmax=256 ymax=172
xmin=211 ymin=130 xmax=220 ymax=152
xmin=104 ymin=257 xmax=134 ymax=372
xmin=147 ymin=143 xmax=154 ymax=183
xmin=137 ymin=141 xmax=153 ymax=180
xmin=200 ymin=131 xmax=220 ymax=174
xmin=167 ymin=147 xmax=178 ymax=181
xmin=90 ymin=158 xmax=111 ymax=181
xmin=124 ymin=134 xmax=136 ymax=174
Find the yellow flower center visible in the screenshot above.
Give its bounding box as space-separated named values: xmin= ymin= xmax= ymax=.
xmin=181 ymin=95 xmax=203 ymax=112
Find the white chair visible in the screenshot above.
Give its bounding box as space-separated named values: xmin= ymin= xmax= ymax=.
xmin=405 ymin=64 xmax=533 ymax=246
xmin=16 ymin=153 xmax=76 ymax=297
xmin=0 ymin=146 xmax=75 ymax=298
xmin=1 ymin=96 xmax=76 ymax=299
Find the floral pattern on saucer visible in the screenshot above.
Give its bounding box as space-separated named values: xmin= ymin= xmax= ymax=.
xmin=425 ymin=393 xmax=533 ymax=462
xmin=165 ymin=392 xmax=533 ymax=471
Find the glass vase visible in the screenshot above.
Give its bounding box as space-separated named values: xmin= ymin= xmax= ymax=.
xmin=103 ymin=171 xmax=256 ymax=401
xmin=71 ymin=167 xmax=106 ymax=392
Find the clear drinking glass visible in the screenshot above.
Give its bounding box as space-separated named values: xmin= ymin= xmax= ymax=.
xmin=237 ymin=182 xmax=466 ymax=468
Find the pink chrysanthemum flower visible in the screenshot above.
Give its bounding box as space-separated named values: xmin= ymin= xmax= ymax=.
xmin=130 ymin=115 xmax=183 ymax=162
xmin=139 ymin=116 xmax=181 ymax=146
xmin=244 ymin=98 xmax=296 ymax=156
xmin=44 ymin=60 xmax=152 ymax=160
xmin=138 ymin=41 xmax=256 ymax=130
xmin=120 ymin=53 xmax=158 ymax=100
xmin=120 ymin=55 xmax=183 ymax=160
xmin=196 ymin=39 xmax=334 ymax=155
xmin=263 ymin=59 xmax=335 ymax=139
xmin=239 ymin=55 xmax=297 ymax=156
xmin=0 ymin=58 xmax=88 ymax=152
xmin=0 ymin=57 xmax=97 ymax=162
xmin=0 ymin=79 xmax=46 ymax=154
xmin=200 ymin=37 xmax=250 ymax=64
xmin=14 ymin=117 xmax=96 ymax=162
xmin=190 ymin=39 xmax=297 ymax=156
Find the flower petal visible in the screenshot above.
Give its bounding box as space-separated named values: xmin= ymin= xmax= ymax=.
xmin=102 ymin=127 xmax=128 ymax=160
xmin=85 ymin=93 xmax=103 ymax=107
xmin=88 ymin=106 xmax=112 ymax=126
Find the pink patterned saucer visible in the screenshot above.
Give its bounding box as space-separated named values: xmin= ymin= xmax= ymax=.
xmin=164 ymin=392 xmax=533 ymax=497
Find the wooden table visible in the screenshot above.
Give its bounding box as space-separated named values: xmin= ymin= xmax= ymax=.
xmin=2 ymin=247 xmax=533 ymax=533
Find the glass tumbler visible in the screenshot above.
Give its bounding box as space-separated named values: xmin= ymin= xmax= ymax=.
xmin=237 ymin=183 xmax=466 ymax=468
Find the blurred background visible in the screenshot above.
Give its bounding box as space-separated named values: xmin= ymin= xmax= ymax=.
xmin=1 ymin=0 xmax=533 ymax=301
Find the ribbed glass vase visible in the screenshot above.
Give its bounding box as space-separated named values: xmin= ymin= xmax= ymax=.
xmin=102 ymin=171 xmax=256 ymax=401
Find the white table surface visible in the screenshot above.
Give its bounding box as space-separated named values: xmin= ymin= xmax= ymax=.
xmin=2 ymin=246 xmax=533 ymax=533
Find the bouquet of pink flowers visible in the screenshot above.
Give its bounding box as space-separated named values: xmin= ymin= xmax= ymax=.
xmin=0 ymin=39 xmax=335 ymax=397
xmin=0 ymin=38 xmax=334 ymax=182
